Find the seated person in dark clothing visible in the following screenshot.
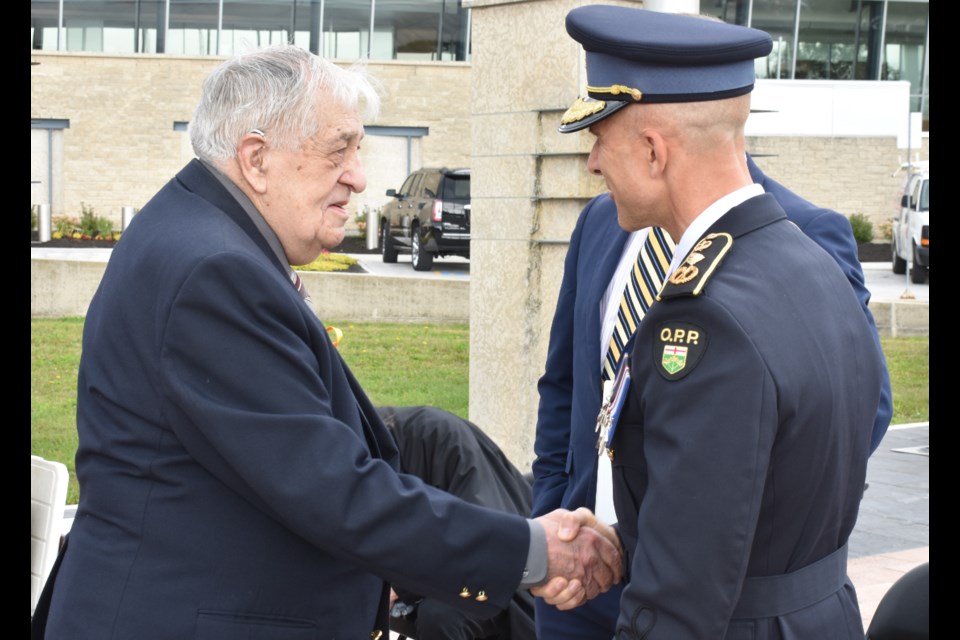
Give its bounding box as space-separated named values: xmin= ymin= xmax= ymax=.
xmin=377 ymin=405 xmax=535 ymax=640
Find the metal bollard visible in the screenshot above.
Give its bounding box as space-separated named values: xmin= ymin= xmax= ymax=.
xmin=121 ymin=206 xmax=137 ymax=230
xmin=38 ymin=203 xmax=52 ymax=243
xmin=366 ymin=209 xmax=380 ymax=251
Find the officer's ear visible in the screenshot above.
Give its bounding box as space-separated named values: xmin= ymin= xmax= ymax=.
xmin=641 ymin=129 xmax=668 ymax=179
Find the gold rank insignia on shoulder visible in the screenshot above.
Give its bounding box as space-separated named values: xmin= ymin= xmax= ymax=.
xmin=658 ymin=232 xmax=733 ymax=301
xmin=654 ymin=321 xmax=708 ymax=381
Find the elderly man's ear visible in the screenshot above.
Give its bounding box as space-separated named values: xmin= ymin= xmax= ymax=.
xmin=236 ymin=132 xmax=269 ymax=194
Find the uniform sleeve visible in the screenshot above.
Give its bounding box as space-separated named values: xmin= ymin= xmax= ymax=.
xmin=614 ymin=296 xmax=776 ymax=638
xmin=157 ymin=251 xmax=530 ymax=613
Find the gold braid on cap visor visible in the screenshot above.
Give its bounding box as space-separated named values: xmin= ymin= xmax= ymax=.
xmin=588 ymin=84 xmax=644 ymax=101
xmin=559 ymin=85 xmax=644 ymax=126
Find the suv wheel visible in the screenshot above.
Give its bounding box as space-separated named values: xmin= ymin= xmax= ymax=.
xmin=381 ymin=220 xmax=398 ymax=263
xmin=411 ymin=226 xmax=434 ymax=271
xmin=891 ymin=239 xmax=906 ymax=274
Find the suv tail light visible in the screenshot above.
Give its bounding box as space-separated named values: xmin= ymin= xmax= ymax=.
xmin=432 ymin=200 xmax=444 ymax=222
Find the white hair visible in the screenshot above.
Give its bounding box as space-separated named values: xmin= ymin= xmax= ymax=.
xmin=189 ymin=44 xmax=381 ymax=163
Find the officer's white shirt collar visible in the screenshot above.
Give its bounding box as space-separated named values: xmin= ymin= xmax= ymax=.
xmin=666 ymin=183 xmax=764 ymax=277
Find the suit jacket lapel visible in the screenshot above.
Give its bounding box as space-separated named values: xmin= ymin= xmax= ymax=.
xmin=175 ymin=159 xmax=290 ymax=281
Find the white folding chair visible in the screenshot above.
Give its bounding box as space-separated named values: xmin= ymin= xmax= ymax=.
xmin=31 ymin=455 xmax=69 ymax=616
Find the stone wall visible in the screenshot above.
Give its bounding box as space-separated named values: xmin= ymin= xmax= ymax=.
xmin=30 ymin=257 xmax=470 ymax=324
xmin=747 ymin=135 xmax=930 ymax=235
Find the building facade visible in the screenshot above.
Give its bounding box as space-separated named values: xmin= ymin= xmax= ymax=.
xmin=31 ymin=0 xmax=928 ymax=232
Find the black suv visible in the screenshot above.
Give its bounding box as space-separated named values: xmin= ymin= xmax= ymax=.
xmin=380 ymin=167 xmax=470 ymax=271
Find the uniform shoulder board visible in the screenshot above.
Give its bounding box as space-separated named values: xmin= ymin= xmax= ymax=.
xmin=657 ymin=232 xmax=733 ymax=300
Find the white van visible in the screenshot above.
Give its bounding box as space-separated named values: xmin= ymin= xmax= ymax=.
xmin=891 ymin=162 xmax=929 ymax=284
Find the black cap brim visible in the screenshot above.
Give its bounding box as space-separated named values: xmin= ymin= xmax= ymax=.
xmin=557 ymin=97 xmax=632 ymax=134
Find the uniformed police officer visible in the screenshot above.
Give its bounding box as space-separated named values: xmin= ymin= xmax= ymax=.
xmin=553 ymin=6 xmax=885 ymax=639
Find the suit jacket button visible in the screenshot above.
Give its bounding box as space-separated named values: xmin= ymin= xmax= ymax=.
xmin=476 ymin=590 xmax=488 ymax=602
xmin=460 ymin=587 xmax=471 ymax=598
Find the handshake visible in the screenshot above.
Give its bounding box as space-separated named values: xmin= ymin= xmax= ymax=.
xmin=531 ymin=508 xmax=624 ymax=610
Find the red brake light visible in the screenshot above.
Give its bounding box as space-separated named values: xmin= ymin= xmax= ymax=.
xmin=432 ymin=200 xmax=443 ymax=222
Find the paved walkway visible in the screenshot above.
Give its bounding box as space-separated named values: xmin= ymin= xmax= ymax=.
xmin=847 ymin=422 xmax=929 ymax=631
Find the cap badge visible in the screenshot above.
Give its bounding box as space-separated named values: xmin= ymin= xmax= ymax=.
xmin=560 ymin=96 xmax=607 ymax=126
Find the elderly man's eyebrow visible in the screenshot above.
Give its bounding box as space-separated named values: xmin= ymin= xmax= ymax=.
xmin=334 ymin=126 xmax=363 ymax=143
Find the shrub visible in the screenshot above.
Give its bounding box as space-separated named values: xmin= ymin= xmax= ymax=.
xmin=294 ymin=251 xmax=359 ymax=273
xmin=848 ymin=213 xmax=874 ymax=244
xmin=875 ymin=219 xmax=893 ymax=242
xmin=51 ymin=215 xmax=78 ymax=239
xmin=355 ymin=206 xmax=368 ymax=227
xmin=78 ymin=202 xmax=114 ymax=238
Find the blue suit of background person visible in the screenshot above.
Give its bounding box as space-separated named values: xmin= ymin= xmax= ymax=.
xmin=42 ymin=159 xmax=533 ymax=640
xmin=610 ymin=194 xmax=884 ymax=638
xmin=530 ymin=155 xmax=893 ymax=638
xmin=747 ymin=155 xmax=893 ymax=454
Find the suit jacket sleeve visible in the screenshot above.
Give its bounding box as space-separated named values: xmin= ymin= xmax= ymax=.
xmin=788 ymin=208 xmax=893 ymax=453
xmin=156 ymin=250 xmax=530 ymax=613
xmin=748 ymin=156 xmax=893 ymax=453
xmin=531 ymin=202 xmax=591 ymax=517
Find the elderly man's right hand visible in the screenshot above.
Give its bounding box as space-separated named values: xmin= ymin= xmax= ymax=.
xmin=530 ymin=507 xmax=623 ymax=610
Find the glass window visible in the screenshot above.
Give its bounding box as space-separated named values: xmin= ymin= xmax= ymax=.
xmin=399 ymin=172 xmax=419 ymax=198
xmin=711 ymin=0 xmax=928 ymax=124
xmin=372 ymin=0 xmax=470 ymax=61
xmin=421 ymin=171 xmax=441 ymax=198
xmin=882 ymin=1 xmax=928 ymax=120
xmin=319 ymin=1 xmax=372 ymax=59
xmin=441 ymin=173 xmax=469 ymax=199
xmin=32 ymin=0 xmax=473 ymax=61
xmin=915 ymin=178 xmax=928 ymax=211
xmin=43 ymin=0 xmax=166 ymax=53
xmin=167 ymin=0 xmax=221 ymax=56
xmin=220 ymin=0 xmax=294 ymax=56
xmin=31 ymin=0 xmax=60 ymax=51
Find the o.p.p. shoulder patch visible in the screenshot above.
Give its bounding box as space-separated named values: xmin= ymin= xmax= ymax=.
xmin=655 ymin=321 xmax=708 ymax=380
xmin=658 ymin=232 xmax=733 ymax=300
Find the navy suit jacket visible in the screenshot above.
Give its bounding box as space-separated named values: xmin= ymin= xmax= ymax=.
xmin=612 ymin=194 xmax=883 ymax=638
xmin=45 ymin=160 xmax=530 ymax=639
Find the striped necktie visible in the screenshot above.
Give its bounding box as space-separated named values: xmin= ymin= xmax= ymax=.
xmin=291 ymin=270 xmax=312 ymax=305
xmin=602 ymin=227 xmax=675 ymax=381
